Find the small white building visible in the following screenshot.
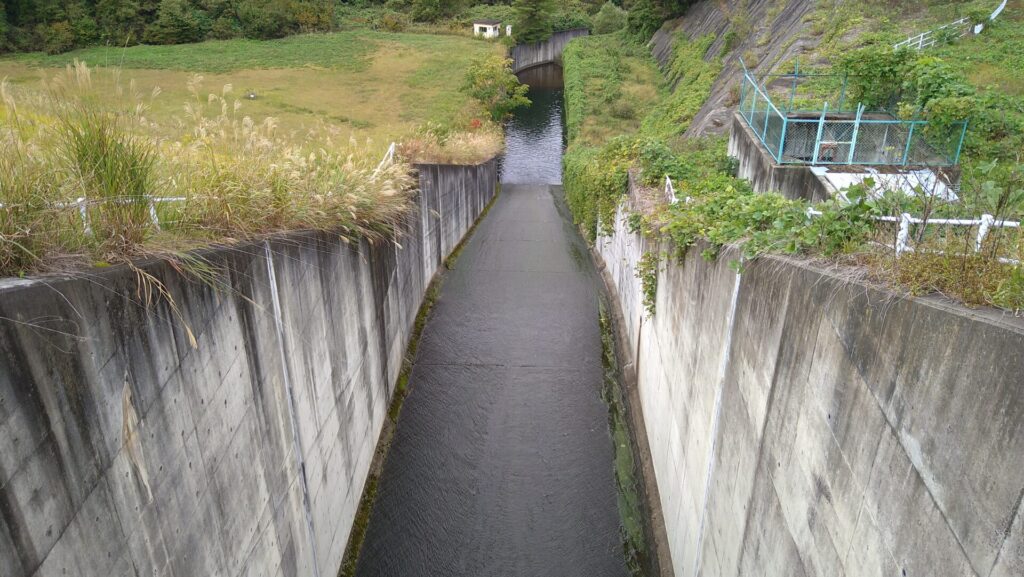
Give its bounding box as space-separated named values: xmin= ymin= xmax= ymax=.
xmin=473 ymin=19 xmax=502 ymax=39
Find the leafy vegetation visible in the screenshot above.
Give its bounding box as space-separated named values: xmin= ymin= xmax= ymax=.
xmin=593 ymin=2 xmax=628 ymax=35
xmin=562 ymin=32 xmax=662 ymax=146
xmin=512 ymin=0 xmax=556 ymax=44
xmin=461 ymin=54 xmax=530 ymax=121
xmin=562 ymin=31 xmax=715 ymax=242
xmin=561 ymin=3 xmax=1024 ymax=313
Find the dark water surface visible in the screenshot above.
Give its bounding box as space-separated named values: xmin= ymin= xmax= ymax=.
xmin=355 ymin=65 xmax=630 ymax=577
xmin=500 ymin=65 xmax=566 ymax=185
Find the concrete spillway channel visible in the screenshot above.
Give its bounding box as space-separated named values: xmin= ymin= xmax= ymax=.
xmin=354 ymin=184 xmax=633 ymax=576
xmin=351 ymin=63 xmax=648 ymax=577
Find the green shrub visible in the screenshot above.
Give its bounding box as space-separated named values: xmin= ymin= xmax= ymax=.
xmin=626 ymin=0 xmax=663 ymax=42
xmin=208 ymin=14 xmax=240 ymax=39
xmin=513 ymin=0 xmax=555 ymax=44
xmin=39 ymin=21 xmax=77 ymax=54
xmin=563 ymin=137 xmax=637 ymax=241
xmin=461 ymin=55 xmax=531 ymax=121
xmin=836 ymin=44 xmax=914 ymax=109
xmin=237 ymin=0 xmax=294 ymax=39
xmin=144 ymin=0 xmax=210 ymax=45
xmin=410 ymin=0 xmax=465 ymax=22
xmin=593 ymin=2 xmax=628 ymax=35
xmin=377 ymin=11 xmax=410 ymax=32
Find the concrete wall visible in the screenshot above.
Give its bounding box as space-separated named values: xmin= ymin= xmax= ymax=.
xmin=595 ymin=188 xmax=1024 ymax=577
xmin=510 ymin=28 xmax=589 ymax=74
xmin=728 ymin=113 xmax=831 ymax=202
xmin=0 ymin=159 xmax=498 ymax=577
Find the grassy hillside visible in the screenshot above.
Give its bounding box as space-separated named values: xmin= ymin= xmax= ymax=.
xmin=0 ymin=31 xmax=503 ymax=144
xmin=0 ymin=30 xmax=507 ymax=279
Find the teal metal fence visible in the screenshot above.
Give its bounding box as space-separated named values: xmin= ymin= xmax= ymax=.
xmin=738 ymin=70 xmax=968 ymax=167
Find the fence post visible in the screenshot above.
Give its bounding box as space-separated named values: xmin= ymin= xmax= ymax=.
xmin=777 ymin=115 xmax=789 ymax=164
xmin=847 ymin=104 xmax=864 ymax=164
xmin=953 ymin=120 xmax=969 ymax=164
xmin=902 ymin=122 xmax=917 ymax=166
xmin=762 ymin=100 xmax=770 ymax=140
xmin=896 ymin=213 xmax=912 ymax=254
xmin=749 ymin=82 xmax=758 ymax=122
xmin=812 ymin=102 xmax=828 ymax=164
xmin=976 ymin=214 xmax=994 ymax=252
xmin=77 ymin=197 xmax=92 ymax=236
xmin=148 ymin=197 xmax=161 ymax=230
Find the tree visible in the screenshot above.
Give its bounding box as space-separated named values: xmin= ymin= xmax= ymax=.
xmin=237 ymin=0 xmax=294 ymax=39
xmin=462 ymin=55 xmax=531 ymax=121
xmin=95 ymin=0 xmax=151 ymax=45
xmin=144 ymin=0 xmax=208 ymax=44
xmin=513 ymin=0 xmax=555 ymax=44
xmin=593 ymin=1 xmax=626 ymax=34
xmin=410 ymin=0 xmax=464 ymax=22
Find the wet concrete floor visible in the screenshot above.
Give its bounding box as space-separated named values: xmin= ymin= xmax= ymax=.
xmin=355 ymin=184 xmax=630 ymax=576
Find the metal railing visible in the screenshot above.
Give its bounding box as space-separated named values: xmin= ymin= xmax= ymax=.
xmin=738 ymin=70 xmax=968 ymax=167
xmin=809 ymin=207 xmax=1021 ymax=263
xmin=1 ymin=143 xmax=399 ymax=234
xmin=893 ymin=0 xmax=1008 ymax=50
xmin=893 ymin=17 xmax=971 ymax=51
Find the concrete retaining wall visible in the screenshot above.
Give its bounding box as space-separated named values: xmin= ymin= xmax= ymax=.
xmin=728 ymin=113 xmax=830 ymax=202
xmin=596 ymin=188 xmax=1024 ymax=577
xmin=511 ymin=28 xmax=589 ymax=74
xmin=0 ymin=159 xmax=497 ymax=577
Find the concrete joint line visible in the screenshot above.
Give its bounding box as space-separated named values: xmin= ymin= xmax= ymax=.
xmin=692 ymin=268 xmax=743 ymax=577
xmin=265 ymin=241 xmax=322 ymax=577
xmin=824 ymin=308 xmax=979 ymax=576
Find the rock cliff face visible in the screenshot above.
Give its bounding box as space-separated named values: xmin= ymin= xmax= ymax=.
xmin=651 ymin=0 xmax=820 ymax=137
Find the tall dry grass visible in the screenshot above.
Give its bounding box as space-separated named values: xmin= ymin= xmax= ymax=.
xmin=0 ymin=62 xmax=415 ymax=278
xmin=399 ymin=121 xmax=504 ymax=165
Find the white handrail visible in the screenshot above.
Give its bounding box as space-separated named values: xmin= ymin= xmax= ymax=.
xmin=894 ymin=1 xmax=1007 ymax=50
xmin=665 ymin=176 xmax=678 ymax=204
xmin=0 ymin=143 xmax=400 ymax=233
xmin=374 ymin=142 xmax=397 ymax=176
xmin=805 ymin=207 xmax=1020 ymax=260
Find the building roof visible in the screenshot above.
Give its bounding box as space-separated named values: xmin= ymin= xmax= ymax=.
xmin=473 ymin=19 xmax=502 ymax=26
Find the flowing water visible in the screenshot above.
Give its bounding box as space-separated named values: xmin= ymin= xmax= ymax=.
xmin=355 ymin=65 xmax=634 ymax=577
xmin=500 ymin=65 xmax=566 ymax=185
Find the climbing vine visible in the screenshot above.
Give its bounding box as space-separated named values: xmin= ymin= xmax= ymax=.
xmin=636 ymin=251 xmax=660 ymax=316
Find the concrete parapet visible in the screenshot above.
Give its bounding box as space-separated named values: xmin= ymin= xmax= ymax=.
xmin=0 ymin=158 xmax=497 ymax=577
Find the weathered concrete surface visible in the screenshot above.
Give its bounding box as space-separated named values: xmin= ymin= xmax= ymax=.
xmin=511 ymin=29 xmax=589 ymax=74
xmin=728 ymin=113 xmax=831 ymax=202
xmin=0 ymin=159 xmax=497 ymax=577
xmin=596 ymin=187 xmax=1024 ymax=577
xmin=356 ymin=185 xmax=629 ymax=577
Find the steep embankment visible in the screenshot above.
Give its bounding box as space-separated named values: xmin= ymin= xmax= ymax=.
xmin=653 ymin=0 xmax=1019 ymax=137
xmin=652 ymin=0 xmax=819 ymax=136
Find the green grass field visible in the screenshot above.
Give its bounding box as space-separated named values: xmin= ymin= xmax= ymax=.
xmin=0 ymin=31 xmax=504 ymax=147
